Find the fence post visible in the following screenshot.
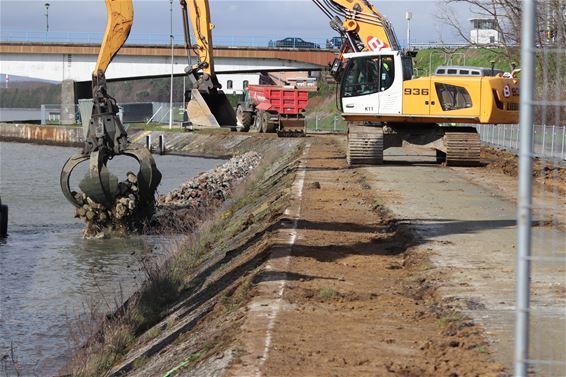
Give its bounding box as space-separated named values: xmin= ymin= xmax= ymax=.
xmin=145 ymin=135 xmax=152 ymax=151
xmin=561 ymin=126 xmax=565 ymax=160
xmin=541 ymin=124 xmax=547 ymax=157
xmin=315 ymin=116 xmax=319 ymax=131
xmin=550 ymin=125 xmax=555 ymax=159
xmin=41 ymin=104 xmax=46 ymax=125
xmin=514 ymin=0 xmax=536 ymax=375
xmin=159 ymin=135 xmax=165 ymax=155
xmin=333 ymin=116 xmax=337 ymax=132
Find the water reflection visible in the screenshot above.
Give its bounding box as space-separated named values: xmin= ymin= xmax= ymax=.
xmin=0 ymin=142 xmax=223 ymax=374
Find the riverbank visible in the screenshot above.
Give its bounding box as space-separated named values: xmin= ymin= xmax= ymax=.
xmin=0 ymin=123 xmax=284 ymax=158
xmin=63 ymin=134 xmax=306 ymax=376
xmin=63 ymin=136 xmax=513 ymax=377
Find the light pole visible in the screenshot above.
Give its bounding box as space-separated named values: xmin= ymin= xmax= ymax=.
xmin=45 ymin=3 xmax=50 ymax=33
xmin=405 ymin=10 xmax=412 ymax=48
xmin=169 ymin=0 xmax=174 ymax=129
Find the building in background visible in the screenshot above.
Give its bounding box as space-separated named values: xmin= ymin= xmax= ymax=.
xmin=469 ymin=18 xmax=500 ymax=45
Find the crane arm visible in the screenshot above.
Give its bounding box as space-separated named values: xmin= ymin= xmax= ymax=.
xmin=312 ymin=0 xmax=400 ymax=52
xmin=93 ymin=0 xmax=134 ymax=77
xmin=180 ymin=0 xmax=215 ymax=78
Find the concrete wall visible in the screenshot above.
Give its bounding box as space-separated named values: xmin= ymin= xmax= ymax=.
xmin=0 ymin=123 xmax=83 ymax=146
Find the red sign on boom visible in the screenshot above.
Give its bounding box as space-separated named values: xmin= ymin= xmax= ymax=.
xmin=366 ymin=36 xmax=389 ymax=51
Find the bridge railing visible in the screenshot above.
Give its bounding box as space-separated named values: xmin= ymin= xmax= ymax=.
xmin=0 ymin=30 xmax=333 ymax=49
xmin=2 ymin=30 xmax=468 ymax=50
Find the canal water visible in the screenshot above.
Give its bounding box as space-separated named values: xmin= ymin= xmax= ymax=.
xmin=0 ymin=142 xmax=223 ymax=375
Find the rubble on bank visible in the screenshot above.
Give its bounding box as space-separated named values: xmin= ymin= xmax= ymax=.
xmin=153 ymin=151 xmax=262 ymax=233
xmin=74 ymin=152 xmax=261 ymax=238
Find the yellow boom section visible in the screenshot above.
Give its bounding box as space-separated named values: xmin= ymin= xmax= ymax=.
xmin=93 ymin=0 xmax=134 ymax=77
xmin=185 ymin=0 xmax=215 ymax=77
xmin=330 ymin=0 xmax=396 ymax=50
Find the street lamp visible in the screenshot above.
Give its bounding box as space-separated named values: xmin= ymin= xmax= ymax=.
xmin=405 ymin=10 xmax=412 ymax=48
xmin=45 ymin=3 xmax=50 ymax=33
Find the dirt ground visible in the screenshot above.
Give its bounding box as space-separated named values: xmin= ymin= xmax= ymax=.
xmin=481 ymin=146 xmax=566 ymax=196
xmin=228 ymin=137 xmax=508 ymax=377
xmin=90 ymin=136 xmax=564 ymax=377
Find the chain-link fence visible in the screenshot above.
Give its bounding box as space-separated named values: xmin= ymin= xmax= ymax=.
xmin=144 ymin=102 xmax=186 ymax=124
xmin=40 ymin=104 xmax=79 ymax=125
xmin=36 ymin=102 xmax=186 ymax=126
xmin=304 ymin=113 xmax=347 ymax=133
xmin=476 ymin=124 xmax=566 ymax=163
xmin=515 ymin=1 xmax=566 ymax=376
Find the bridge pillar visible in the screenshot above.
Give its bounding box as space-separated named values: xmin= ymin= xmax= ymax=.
xmin=61 ymin=79 xmax=76 ymax=125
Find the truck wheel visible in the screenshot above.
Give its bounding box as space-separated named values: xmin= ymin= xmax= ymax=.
xmin=236 ymin=105 xmax=253 ymax=132
xmin=262 ymin=112 xmax=277 ymax=133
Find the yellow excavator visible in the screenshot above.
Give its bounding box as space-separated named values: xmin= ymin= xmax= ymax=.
xmin=312 ymin=0 xmax=520 ymax=165
xmin=181 ymin=0 xmax=519 ymax=165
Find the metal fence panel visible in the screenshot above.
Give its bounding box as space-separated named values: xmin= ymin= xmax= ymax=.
xmin=476 ymin=124 xmax=566 ymax=163
xmin=515 ymin=1 xmax=566 ymax=376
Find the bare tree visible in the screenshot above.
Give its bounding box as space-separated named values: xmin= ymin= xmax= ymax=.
xmin=438 ymin=0 xmax=521 ymax=66
xmin=439 ymin=0 xmax=564 ymax=65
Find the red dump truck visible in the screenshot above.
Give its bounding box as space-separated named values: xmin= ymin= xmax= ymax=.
xmin=236 ymin=84 xmax=309 ymax=136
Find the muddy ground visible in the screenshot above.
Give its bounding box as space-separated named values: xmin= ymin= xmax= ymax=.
xmin=481 ymin=146 xmax=566 ymax=196
xmin=74 ymin=135 xmax=564 ymax=377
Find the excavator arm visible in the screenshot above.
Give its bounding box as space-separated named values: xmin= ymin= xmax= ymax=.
xmin=313 ymin=0 xmax=400 ymax=52
xmin=180 ymin=0 xmax=215 ymax=78
xmin=94 ymin=0 xmax=134 ymax=75
xmin=60 ymin=0 xmax=161 ymax=220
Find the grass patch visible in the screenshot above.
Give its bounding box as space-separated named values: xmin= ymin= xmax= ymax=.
xmin=437 ymin=312 xmax=466 ymax=327
xmin=319 ymin=287 xmax=338 ymax=300
xmin=127 ymin=123 xmax=186 ymax=133
xmin=474 ymin=345 xmax=488 ymax=354
xmin=413 ymin=47 xmax=517 ymax=77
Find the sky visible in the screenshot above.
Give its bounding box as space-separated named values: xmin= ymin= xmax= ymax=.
xmin=0 ymin=0 xmax=473 ymax=46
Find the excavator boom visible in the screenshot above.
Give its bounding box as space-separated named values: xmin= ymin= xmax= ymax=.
xmin=94 ymin=0 xmax=134 ymax=75
xmin=314 ymin=0 xmax=400 ymax=52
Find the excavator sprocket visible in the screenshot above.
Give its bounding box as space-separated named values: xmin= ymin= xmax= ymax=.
xmin=444 ymin=127 xmax=481 ymax=166
xmin=347 ymin=124 xmax=384 ymax=166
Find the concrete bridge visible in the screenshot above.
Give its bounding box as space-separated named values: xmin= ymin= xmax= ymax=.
xmin=0 ymin=42 xmax=335 ymax=94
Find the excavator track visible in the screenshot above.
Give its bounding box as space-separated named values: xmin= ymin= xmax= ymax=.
xmin=347 ymin=125 xmax=384 ymax=166
xmin=444 ymin=128 xmax=481 ymax=166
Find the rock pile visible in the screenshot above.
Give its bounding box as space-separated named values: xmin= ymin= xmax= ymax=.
xmin=74 ymin=172 xmax=147 ymax=238
xmin=153 ymin=151 xmax=261 ymax=233
xmin=74 ymin=152 xmax=261 ymax=238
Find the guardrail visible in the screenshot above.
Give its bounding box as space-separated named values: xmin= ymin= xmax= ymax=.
xmin=475 ymin=124 xmax=566 ymax=162
xmin=1 ymin=30 xmax=469 ymax=50
xmin=0 ymin=31 xmax=332 ymax=49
